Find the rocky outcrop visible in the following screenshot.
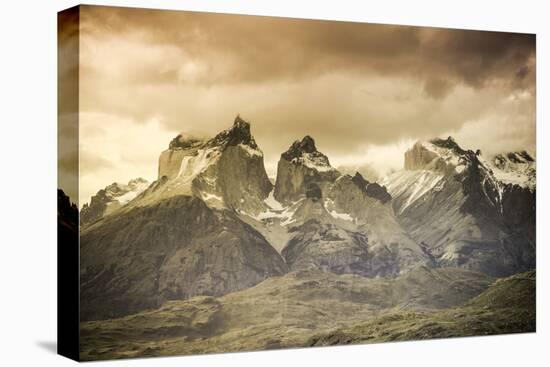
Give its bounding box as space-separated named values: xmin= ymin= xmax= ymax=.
xmin=350 ymin=172 xmax=392 ymax=204
xmin=80 ymin=195 xmax=287 ymax=321
xmin=80 ymin=178 xmax=150 ymax=226
xmin=274 ymin=136 xmax=340 ymax=204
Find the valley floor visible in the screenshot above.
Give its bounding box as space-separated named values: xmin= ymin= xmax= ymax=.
xmin=79 ymin=268 xmax=535 ymax=361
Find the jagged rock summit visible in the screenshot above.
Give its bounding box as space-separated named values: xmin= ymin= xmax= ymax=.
xmin=126 ymin=115 xmax=273 ymax=215
xmin=274 ymin=136 xmax=340 ymax=204
xmin=209 ymin=114 xmax=260 ymax=150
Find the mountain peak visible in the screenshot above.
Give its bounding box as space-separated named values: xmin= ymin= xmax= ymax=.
xmin=428 ymin=136 xmax=467 ymax=155
xmin=352 ymin=171 xmax=369 ymax=187
xmin=298 ymin=135 xmax=317 ymax=152
xmin=210 ymin=115 xmax=258 ymax=149
xmin=282 ymin=136 xmax=320 ymax=161
xmin=233 ymin=114 xmax=250 ymax=130
xmin=275 ymin=136 xmax=339 ymax=204
xmin=279 ymin=136 xmax=337 ymax=174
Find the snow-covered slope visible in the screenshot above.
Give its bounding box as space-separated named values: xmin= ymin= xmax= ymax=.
xmin=382 ymin=137 xmax=536 ymax=276
xmin=382 ymin=170 xmax=445 ymax=215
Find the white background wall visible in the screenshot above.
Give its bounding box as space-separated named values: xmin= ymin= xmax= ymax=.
xmin=0 ymin=0 xmax=548 ymax=365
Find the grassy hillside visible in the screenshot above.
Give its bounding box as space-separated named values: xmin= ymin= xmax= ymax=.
xmin=80 ymin=267 xmax=493 ymax=360
xmin=309 ymin=270 xmax=535 ymax=346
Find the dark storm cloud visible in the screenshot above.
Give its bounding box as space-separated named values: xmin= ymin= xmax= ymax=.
xmin=80 ymin=5 xmax=535 ymax=91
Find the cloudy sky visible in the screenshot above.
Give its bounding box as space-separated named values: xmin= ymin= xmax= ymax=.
xmin=65 ymin=5 xmax=536 ymax=206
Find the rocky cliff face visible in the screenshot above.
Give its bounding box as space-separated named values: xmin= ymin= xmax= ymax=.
xmin=383 ymin=137 xmax=535 ymax=276
xmin=274 ymin=136 xmax=340 ymax=204
xmin=282 ymin=217 xmax=372 ymax=276
xmin=80 ymin=195 xmax=287 ymax=321
xmin=325 ymin=173 xmax=431 ymax=275
xmin=80 ymin=178 xmax=150 ymax=226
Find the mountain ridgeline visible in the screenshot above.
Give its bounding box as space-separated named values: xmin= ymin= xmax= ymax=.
xmin=79 ymin=115 xmax=536 ymax=321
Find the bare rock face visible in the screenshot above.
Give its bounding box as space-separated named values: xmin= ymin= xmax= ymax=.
xmin=383 ymin=137 xmax=536 ymax=277
xmin=274 ymin=136 xmax=340 ymax=204
xmin=350 ymin=172 xmax=392 ymax=204
xmin=80 ymin=195 xmax=287 ymax=321
xmin=404 ymin=142 xmax=439 ymax=170
xmin=80 ymin=178 xmax=150 ymax=226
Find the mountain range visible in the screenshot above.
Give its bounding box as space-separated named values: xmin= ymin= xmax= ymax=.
xmin=79 ymin=115 xmax=535 ymax=323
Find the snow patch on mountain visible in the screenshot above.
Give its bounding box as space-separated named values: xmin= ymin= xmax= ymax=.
xmin=200 ymin=192 xmax=224 ymax=206
xmin=115 ymin=178 xmax=150 ymax=204
xmin=264 ymin=189 xmax=284 ymax=210
xmin=245 ymin=196 xmax=302 ymax=225
xmin=291 ymin=152 xmax=334 ymax=172
xmin=177 ymin=148 xmax=220 ymax=180
xmin=328 ymin=208 xmax=354 ymax=222
xmin=239 ymin=143 xmax=263 ymax=157
xmin=382 ymin=170 xmax=444 ymax=214
xmin=324 ymin=197 xmax=355 ymax=222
